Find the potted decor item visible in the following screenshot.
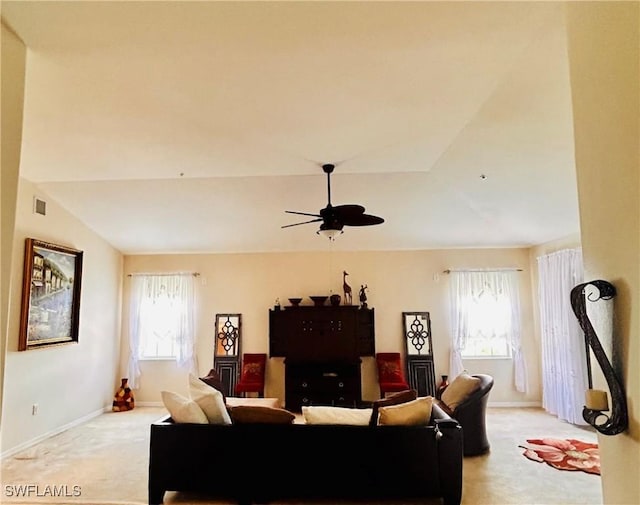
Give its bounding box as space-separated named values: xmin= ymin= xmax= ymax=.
xmin=330 ymin=293 xmax=341 ymax=306
xmin=359 ymin=284 xmax=368 ymax=308
xmin=112 ymin=378 xmax=135 ymax=411
xmin=436 ymin=375 xmax=449 ymax=400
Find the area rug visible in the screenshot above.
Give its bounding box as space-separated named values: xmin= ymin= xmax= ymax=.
xmin=519 ymin=438 xmax=600 ymax=475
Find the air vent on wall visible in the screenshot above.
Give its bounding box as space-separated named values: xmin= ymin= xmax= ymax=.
xmin=33 ymin=197 xmax=46 ymax=216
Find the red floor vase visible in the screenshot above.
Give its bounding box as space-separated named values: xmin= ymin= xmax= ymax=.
xmin=436 ymin=375 xmax=449 ymax=400
xmin=112 ymin=378 xmax=135 ymax=411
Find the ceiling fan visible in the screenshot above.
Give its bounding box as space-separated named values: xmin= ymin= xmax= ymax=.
xmin=282 ymin=163 xmax=385 ymax=240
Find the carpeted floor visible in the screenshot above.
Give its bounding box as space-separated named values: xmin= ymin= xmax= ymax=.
xmin=1 ymin=406 xmax=602 ymax=505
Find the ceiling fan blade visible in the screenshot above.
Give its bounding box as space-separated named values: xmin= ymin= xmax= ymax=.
xmin=331 ymin=204 xmax=366 ymax=217
xmin=342 ymin=214 xmax=385 ymax=226
xmin=281 ymin=218 xmax=323 ymax=229
xmin=332 ymin=204 xmax=383 ymax=226
xmin=285 ymin=210 xmax=322 ymax=218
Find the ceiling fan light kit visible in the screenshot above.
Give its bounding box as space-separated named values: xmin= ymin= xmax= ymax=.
xmin=283 ymin=163 xmax=384 ymax=240
xmin=316 ymin=223 xmax=344 ymax=240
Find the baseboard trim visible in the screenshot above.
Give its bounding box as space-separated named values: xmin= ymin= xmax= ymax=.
xmin=488 ymin=401 xmax=542 ymax=408
xmin=135 ymin=401 xmax=164 ymax=407
xmin=1 ymin=406 xmax=109 ymax=460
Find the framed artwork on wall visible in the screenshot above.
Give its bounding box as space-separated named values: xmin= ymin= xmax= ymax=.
xmin=18 ymin=238 xmax=83 ymax=351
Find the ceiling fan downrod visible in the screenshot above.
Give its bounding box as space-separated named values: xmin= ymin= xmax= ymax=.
xmin=323 ymin=163 xmax=334 ymax=207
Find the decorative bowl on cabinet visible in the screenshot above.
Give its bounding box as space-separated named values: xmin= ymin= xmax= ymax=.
xmin=309 ymin=296 xmax=328 ymax=306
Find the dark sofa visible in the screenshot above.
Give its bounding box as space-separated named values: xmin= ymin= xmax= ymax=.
xmin=148 ymin=403 xmax=463 ymax=505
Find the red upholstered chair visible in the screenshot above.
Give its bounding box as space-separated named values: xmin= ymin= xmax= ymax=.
xmin=235 ymin=353 xmax=267 ymax=398
xmin=375 ymin=352 xmax=411 ymax=398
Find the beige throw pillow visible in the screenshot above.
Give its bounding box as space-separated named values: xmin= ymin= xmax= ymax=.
xmin=378 ymin=396 xmax=433 ymax=426
xmin=302 ymin=406 xmax=373 ymax=426
xmin=188 ymin=373 xmax=232 ymax=425
xmin=161 ymin=390 xmax=208 ymax=424
xmin=369 ymin=389 xmax=418 ymax=426
xmin=441 ymin=372 xmax=481 ymax=410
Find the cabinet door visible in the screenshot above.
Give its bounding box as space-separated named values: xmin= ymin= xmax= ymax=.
xmin=357 ymin=308 xmax=376 ymax=356
xmin=316 ymin=310 xmax=358 ymax=361
xmin=269 ymin=309 xmax=287 ymax=357
xmin=269 ymin=306 xmax=375 ymax=360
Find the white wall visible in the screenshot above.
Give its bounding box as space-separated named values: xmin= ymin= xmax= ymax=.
xmin=1 ymin=178 xmax=123 ymax=454
xmin=122 ymin=247 xmax=539 ymax=406
xmin=567 ymin=2 xmax=639 ymax=504
xmin=0 ymin=21 xmax=26 ymax=432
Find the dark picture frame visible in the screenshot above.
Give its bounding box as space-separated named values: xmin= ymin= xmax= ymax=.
xmin=18 ymin=238 xmax=83 ymax=351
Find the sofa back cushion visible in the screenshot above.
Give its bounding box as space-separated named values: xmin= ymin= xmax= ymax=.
xmin=199 ymin=369 xmax=227 ymax=403
xmin=189 ymin=374 xmax=232 ymax=425
xmin=229 ymin=405 xmax=295 ymax=424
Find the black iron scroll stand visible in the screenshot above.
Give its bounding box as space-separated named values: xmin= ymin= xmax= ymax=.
xmin=570 ymin=280 xmax=628 ymax=435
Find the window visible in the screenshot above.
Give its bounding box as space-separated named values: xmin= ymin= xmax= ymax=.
xmin=127 ymin=273 xmax=197 ymax=388
xmin=138 ymin=283 xmax=183 ymax=359
xmin=449 ymin=269 xmax=528 ymax=392
xmin=459 ymin=285 xmax=512 ymax=358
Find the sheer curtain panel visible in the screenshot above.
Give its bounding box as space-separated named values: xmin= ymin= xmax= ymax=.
xmin=448 ymin=270 xmax=528 ymax=393
xmin=537 ymin=248 xmax=587 ymax=425
xmin=127 ymin=273 xmax=197 ymax=389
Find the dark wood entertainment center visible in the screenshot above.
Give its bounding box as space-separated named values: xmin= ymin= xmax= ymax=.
xmin=269 ymin=305 xmax=375 ymax=411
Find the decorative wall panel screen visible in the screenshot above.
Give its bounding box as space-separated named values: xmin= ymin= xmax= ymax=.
xmin=403 ymin=312 xmax=436 ymax=397
xmin=214 ymin=313 xmax=242 ymax=397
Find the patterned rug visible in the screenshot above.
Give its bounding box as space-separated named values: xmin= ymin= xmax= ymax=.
xmin=519 ymin=438 xmax=600 ymax=475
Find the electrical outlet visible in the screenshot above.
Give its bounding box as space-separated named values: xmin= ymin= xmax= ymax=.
xmin=32 ymin=404 xmax=38 ymax=416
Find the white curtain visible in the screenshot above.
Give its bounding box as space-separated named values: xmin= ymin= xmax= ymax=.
xmin=503 ymin=271 xmax=528 ymax=393
xmin=127 ymin=276 xmax=144 ymax=389
xmin=449 ymin=270 xmax=528 ymax=393
xmin=537 ymin=248 xmax=587 ymax=425
xmin=127 ymin=274 xmax=197 ymax=389
xmin=448 ymin=272 xmax=472 ymax=379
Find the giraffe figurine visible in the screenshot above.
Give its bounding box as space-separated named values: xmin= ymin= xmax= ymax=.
xmin=343 ymin=271 xmax=353 ymax=305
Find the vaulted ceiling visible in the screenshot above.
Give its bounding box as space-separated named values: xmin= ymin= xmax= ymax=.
xmin=2 ymin=1 xmax=580 ymax=254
